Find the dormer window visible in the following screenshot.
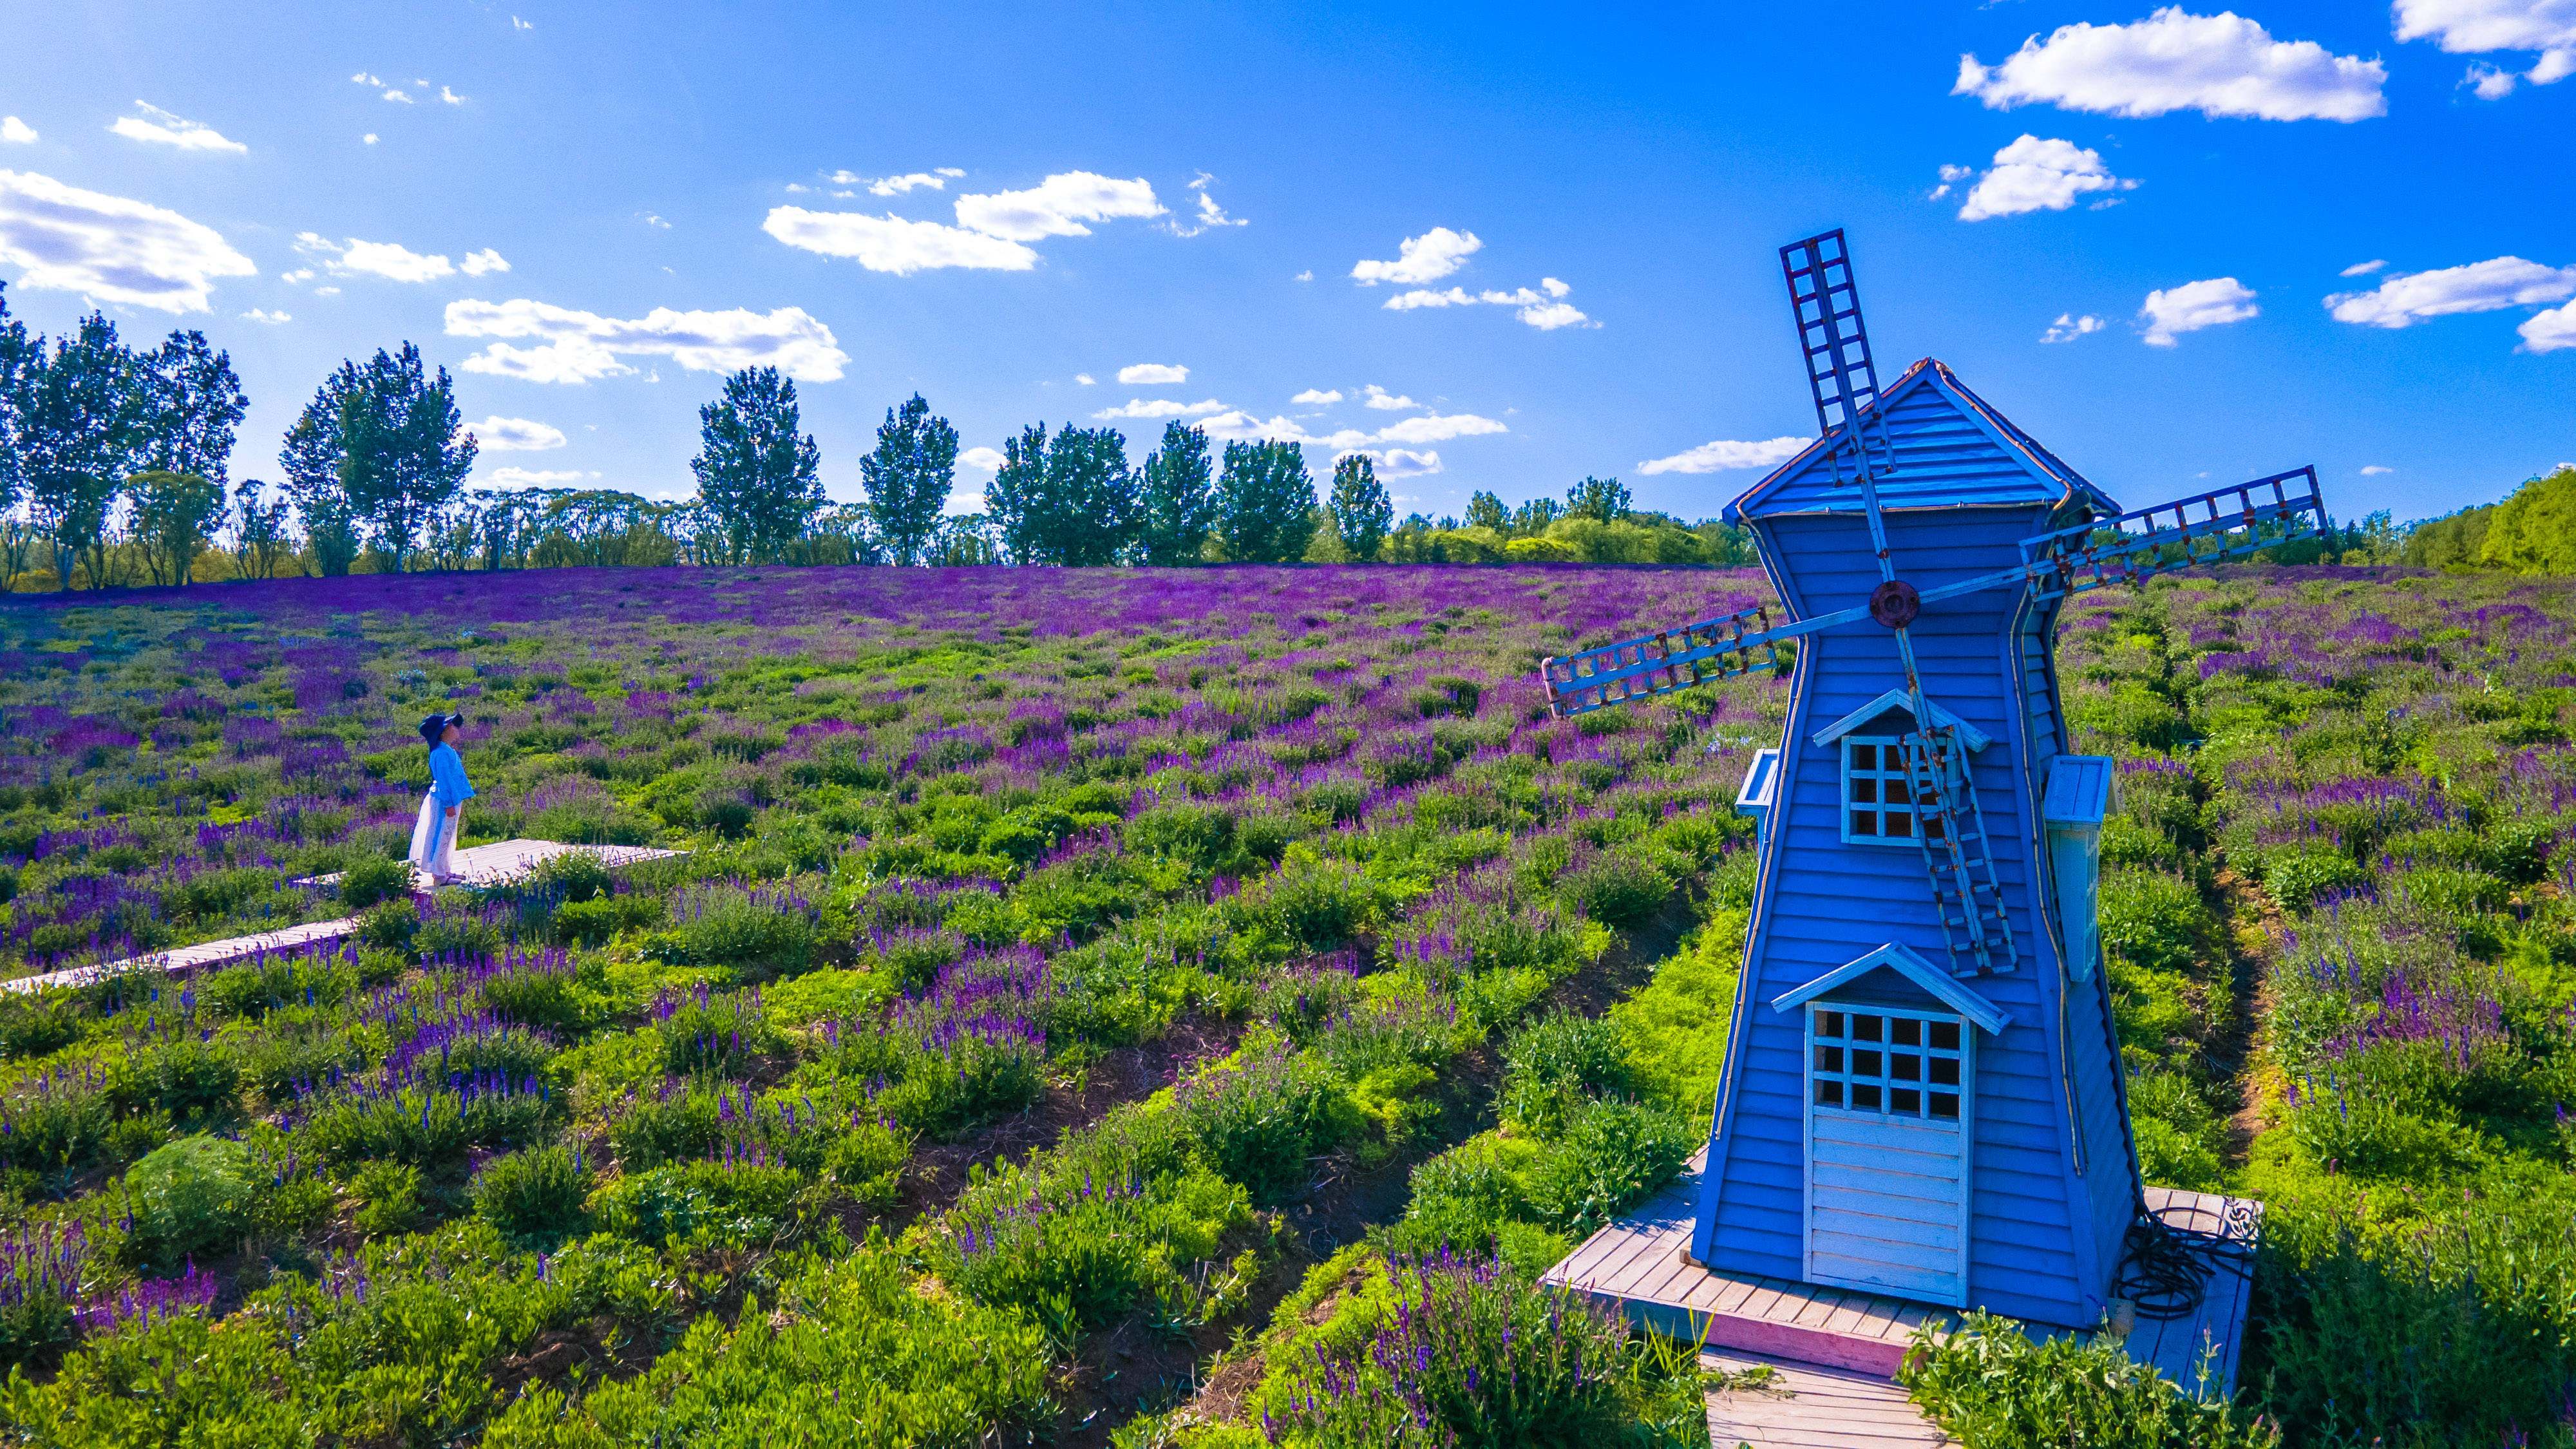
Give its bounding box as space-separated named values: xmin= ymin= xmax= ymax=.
xmin=1810 ymin=689 xmax=1994 ymax=851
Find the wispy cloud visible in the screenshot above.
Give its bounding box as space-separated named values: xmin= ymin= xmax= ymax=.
xmin=469 ymin=415 xmax=567 ymax=451
xmin=1166 ymin=173 xmax=1248 ymax=236
xmin=2324 ymin=256 xmax=2576 ymax=332
xmin=444 ymin=298 xmax=850 ymax=383
xmin=762 ymin=208 xmax=1038 ymax=274
xmin=1119 ymin=363 xmax=1188 ymax=384
xmin=1637 ymin=436 xmax=1810 ymax=475
xmin=2041 ymin=312 xmax=2105 ymax=343
xmin=1 ymin=118 xmax=35 ymax=145
xmin=109 ymin=101 xmax=247 ymax=153
xmin=1291 ymin=388 xmax=1343 ymax=404
xmin=952 ymin=171 xmax=1162 ymax=241
xmin=1092 ymin=397 xmax=1226 ymax=419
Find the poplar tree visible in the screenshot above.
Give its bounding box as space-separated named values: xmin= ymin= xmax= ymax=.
xmin=1135 ymin=421 xmax=1217 ymax=565
xmin=1328 ymin=453 xmax=1393 ymax=562
xmin=1216 ymin=440 xmax=1315 ymax=564
xmin=692 ymin=365 xmax=822 ymax=565
xmin=860 ymin=393 xmax=958 ymax=565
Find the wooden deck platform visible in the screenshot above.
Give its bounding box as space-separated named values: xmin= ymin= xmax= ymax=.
xmin=1546 ymin=1148 xmax=2262 ymax=1446
xmin=5 ymin=840 xmax=683 ymax=994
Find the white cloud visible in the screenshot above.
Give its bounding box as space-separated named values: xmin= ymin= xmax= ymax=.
xmin=469 ymin=415 xmax=567 ymax=451
xmin=642 ymin=213 xmax=670 ymax=229
xmin=109 ymin=101 xmax=248 ymax=153
xmin=381 ymin=90 xmax=413 ymax=104
xmin=762 ymin=207 xmax=1038 ymax=274
xmin=0 ymin=169 xmax=255 ymax=312
xmin=844 ymin=171 xmax=950 ymax=196
xmin=1292 ymin=388 xmax=1343 ymax=404
xmin=1 ymin=118 xmax=34 ymax=145
xmin=238 ymin=308 xmax=290 ymax=324
xmin=2395 ymin=0 xmax=2576 ymax=95
xmin=460 ymin=247 xmax=509 ymax=276
xmin=1093 ymin=397 xmax=1226 ymax=419
xmin=1637 ymin=436 xmax=1810 ymax=475
xmin=952 ymin=172 xmax=1162 ymax=241
xmin=1293 ymin=269 xmax=1313 ymax=282
xmin=1350 ymin=227 xmax=1482 ymax=285
xmin=441 ymin=86 xmax=465 ymax=106
xmin=363 ymin=133 xmax=378 ymax=146
xmin=352 ymin=71 xmax=383 ymax=86
xmin=484 ymin=467 xmax=593 ymax=488
xmin=1167 ymin=173 xmax=1248 ymax=236
xmin=2360 ymin=464 xmax=2396 ymax=475
xmin=1338 ymin=447 xmax=1443 ymax=478
xmin=2041 ymin=312 xmax=2106 ymax=343
xmin=2140 ymin=276 xmax=2260 ymax=346
xmin=1540 ymin=276 xmax=1571 ymax=298
xmin=1372 ymin=412 xmax=1508 ymax=444
xmin=2341 ymin=258 xmax=2387 ymax=276
xmin=513 ymin=15 xmax=533 ymax=28
xmin=1119 ymin=363 xmax=1188 ymax=385
xmin=1928 ymin=162 xmax=1973 ymax=201
xmin=1956 ymin=135 xmax=2139 ymax=220
xmin=1074 ymin=374 xmax=1095 ymax=385
xmin=297 ymin=233 xmax=459 ymax=283
xmin=444 ymin=298 xmax=851 ymax=383
xmin=958 ymin=446 xmax=1007 ymax=474
xmin=1517 ymin=301 xmax=1593 ymax=330
xmin=2523 ymin=302 xmax=2576 ymax=352
xmin=2324 ymin=256 xmax=2576 ymax=328
xmin=1381 ymin=279 xmax=1595 ymax=329
xmin=1953 ymin=8 xmax=2387 ymax=122
xmin=1362 ymin=384 xmax=1420 ymax=411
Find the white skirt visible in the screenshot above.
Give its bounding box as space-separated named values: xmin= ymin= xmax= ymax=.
xmin=406 ymin=791 xmax=459 ymax=876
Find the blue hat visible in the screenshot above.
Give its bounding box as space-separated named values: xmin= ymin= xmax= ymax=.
xmin=418 ymin=712 xmax=465 ymax=745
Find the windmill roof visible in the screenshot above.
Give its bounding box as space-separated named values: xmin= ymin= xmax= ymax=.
xmin=1724 ymin=359 xmax=2123 ymax=524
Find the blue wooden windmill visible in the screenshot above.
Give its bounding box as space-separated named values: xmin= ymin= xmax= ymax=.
xmin=1542 ymin=231 xmax=2324 ymax=1328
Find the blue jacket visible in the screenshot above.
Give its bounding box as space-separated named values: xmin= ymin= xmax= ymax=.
xmin=430 ymin=743 xmax=477 ymax=810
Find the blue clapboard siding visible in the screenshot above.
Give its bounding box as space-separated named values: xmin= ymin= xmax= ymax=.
xmin=1696 ymin=372 xmax=2144 ymax=1331
xmin=1723 ymin=359 xmax=2121 ymax=523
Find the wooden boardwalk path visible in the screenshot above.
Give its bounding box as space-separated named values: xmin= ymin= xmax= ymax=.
xmin=4 ymin=840 xmax=681 ymax=994
xmin=1547 ymin=1148 xmax=2263 ymax=1446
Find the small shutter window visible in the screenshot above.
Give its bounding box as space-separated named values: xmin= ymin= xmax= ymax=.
xmin=1810 ymin=1006 xmax=1967 ymax=1121
xmin=1841 ymin=735 xmax=1954 ymax=846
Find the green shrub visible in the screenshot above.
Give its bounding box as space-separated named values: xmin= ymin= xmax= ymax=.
xmin=114 ymin=1039 xmax=242 ymax=1125
xmin=0 ymin=1224 xmax=82 ymax=1371
xmin=1227 ymin=854 xmax=1385 ymax=958
xmin=1499 ymin=1012 xmax=1634 ymax=1135
xmin=126 ymin=1135 xmax=258 ymax=1269
xmin=2257 ymin=845 xmax=2370 ymax=914
xmin=1172 ymin=1043 xmax=1349 ymax=1205
xmin=338 ymin=855 xmax=411 ymax=910
xmin=0 ymin=995 xmax=82 ymax=1062
xmin=471 ymin=1144 xmax=592 ymax=1246
xmin=1558 ymin=848 xmax=1671 ymax=928
xmin=665 ymin=887 xmax=818 ymax=972
xmin=656 ymin=988 xmax=782 ymax=1077
xmin=590 ymin=1159 xmax=804 ymax=1247
xmin=2099 ymin=868 xmax=2217 ymax=980
xmin=354 ymin=897 xmax=419 ymax=952
xmin=529 ymin=849 xmax=612 ymax=903
xmin=1899 ymin=1311 xmax=2274 ymax=1447
xmin=1523 ymin=1098 xmax=1697 ymax=1239
xmin=351 ymin=1159 xmax=423 ymax=1236
xmin=1126 ymin=802 xmax=1235 ymax=870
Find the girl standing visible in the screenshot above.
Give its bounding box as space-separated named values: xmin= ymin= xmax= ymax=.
xmin=407 ymin=712 xmax=476 ymax=885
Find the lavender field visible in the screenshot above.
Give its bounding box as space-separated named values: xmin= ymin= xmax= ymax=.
xmin=0 ymin=561 xmax=2568 ymax=1447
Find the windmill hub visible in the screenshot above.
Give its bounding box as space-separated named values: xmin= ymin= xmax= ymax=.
xmin=1867 ymin=580 xmax=1921 ymax=629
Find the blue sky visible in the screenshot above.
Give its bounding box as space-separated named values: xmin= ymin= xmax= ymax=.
xmin=3 ymin=1 xmax=2570 ymax=527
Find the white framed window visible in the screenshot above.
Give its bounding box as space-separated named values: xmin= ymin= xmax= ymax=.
xmin=1839 ymin=734 xmax=1966 ymax=846
xmin=1807 ymin=1005 xmax=1966 ymax=1122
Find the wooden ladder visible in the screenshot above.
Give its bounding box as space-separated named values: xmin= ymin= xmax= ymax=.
xmin=1901 ymin=726 xmax=2016 ymax=975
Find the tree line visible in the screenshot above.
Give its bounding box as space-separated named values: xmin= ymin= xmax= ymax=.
xmin=0 ymin=296 xmax=1755 ymax=590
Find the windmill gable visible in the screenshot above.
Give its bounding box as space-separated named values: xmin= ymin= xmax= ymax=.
xmin=1724 ymin=359 xmax=2119 ymax=523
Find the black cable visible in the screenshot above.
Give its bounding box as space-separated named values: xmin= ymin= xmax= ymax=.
xmin=2110 ymin=1198 xmax=2258 ymax=1322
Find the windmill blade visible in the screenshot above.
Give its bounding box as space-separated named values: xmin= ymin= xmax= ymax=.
xmin=1781 ymin=231 xmax=1897 ymax=488
xmin=2021 ymin=465 xmax=2325 ymax=600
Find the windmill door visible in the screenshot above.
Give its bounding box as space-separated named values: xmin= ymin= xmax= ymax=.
xmin=1802 ymin=1005 xmax=1973 ymax=1307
